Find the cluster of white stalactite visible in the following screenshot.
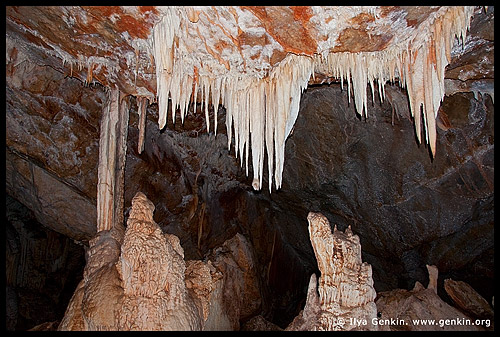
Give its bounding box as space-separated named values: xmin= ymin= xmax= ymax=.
xmin=151 ymin=6 xmax=476 ymax=192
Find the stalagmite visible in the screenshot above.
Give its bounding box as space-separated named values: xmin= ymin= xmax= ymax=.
xmin=426 ymin=264 xmax=438 ymax=294
xmin=59 ymin=192 xmax=262 ymax=331
xmin=117 ymin=192 xmax=202 ymax=330
xmin=287 ymin=212 xmax=377 ymax=331
xmin=150 ymin=6 xmax=475 ymax=192
xmin=96 ymin=88 xmax=130 ymax=233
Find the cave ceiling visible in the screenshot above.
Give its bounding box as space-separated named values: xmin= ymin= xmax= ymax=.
xmin=6 ymin=6 xmax=491 ymax=189
xmin=6 ymin=6 xmax=453 ymax=93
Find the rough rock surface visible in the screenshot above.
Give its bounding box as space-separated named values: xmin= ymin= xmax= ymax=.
xmin=117 ymin=192 xmax=201 ymax=330
xmin=205 ymin=233 xmax=262 ymax=330
xmin=444 ymin=278 xmax=494 ymax=320
xmin=6 ymin=55 xmax=103 ymax=242
xmin=241 ymin=315 xmax=283 ymax=331
xmin=58 ymin=192 xmax=262 ymax=330
xmin=375 ymin=266 xmax=488 ymax=331
xmin=266 ymin=82 xmax=494 ymax=302
xmin=6 ymin=6 xmax=468 ymax=97
xmin=184 ymin=259 xmax=223 ymax=327
xmin=286 ymin=212 xmax=377 ymax=331
xmin=58 ymin=229 xmax=123 ymax=330
xmin=59 ymin=192 xmax=203 ymax=330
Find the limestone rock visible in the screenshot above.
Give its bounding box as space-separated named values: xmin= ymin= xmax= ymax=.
xmin=58 ymin=280 xmax=85 ymax=330
xmin=204 ymin=232 xmax=263 ymax=330
xmin=287 ymin=212 xmax=377 ymax=331
xmin=58 ymin=229 xmax=123 ymax=331
xmin=59 ymin=191 xmax=263 ymax=331
xmin=426 ymin=264 xmax=438 ymax=294
xmin=5 ymin=8 xmax=494 ymax=326
xmin=444 ymin=278 xmax=494 ymax=319
xmin=375 ymin=266 xmax=487 ymax=331
xmin=185 ymin=260 xmax=220 ymax=323
xmin=241 ymin=315 xmax=283 ymax=331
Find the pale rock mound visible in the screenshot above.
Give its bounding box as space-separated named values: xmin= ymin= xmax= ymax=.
xmin=116 ymin=192 xmax=201 ymax=330
xmin=59 ymin=192 xmax=202 ymax=330
xmin=58 ymin=229 xmax=123 ymax=330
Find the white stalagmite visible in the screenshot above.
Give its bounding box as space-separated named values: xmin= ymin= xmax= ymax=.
xmin=150 ymin=6 xmax=476 ymax=192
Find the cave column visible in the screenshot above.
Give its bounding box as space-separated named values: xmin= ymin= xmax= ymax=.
xmin=96 ymin=87 xmax=130 ymax=234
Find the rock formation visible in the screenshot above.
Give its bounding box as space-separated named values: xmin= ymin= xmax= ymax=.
xmin=184 ymin=259 xmax=223 ymax=328
xmin=116 ymin=192 xmax=202 ymax=330
xmin=5 ymin=6 xmax=494 ymax=330
xmin=375 ymin=265 xmax=489 ymax=331
xmin=59 ymin=192 xmax=202 ymax=330
xmin=204 ymin=233 xmax=262 ymax=330
xmin=58 ymin=229 xmax=124 ymax=330
xmin=287 ymin=212 xmax=377 ymax=331
xmin=444 ymin=278 xmax=494 ymax=320
xmin=241 ymin=315 xmax=283 ymax=331
xmin=58 ymin=191 xmax=262 ymax=331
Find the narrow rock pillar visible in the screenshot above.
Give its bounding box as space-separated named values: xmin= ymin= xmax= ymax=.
xmin=137 ymin=97 xmax=148 ymax=154
xmin=97 ymin=87 xmax=130 ymax=233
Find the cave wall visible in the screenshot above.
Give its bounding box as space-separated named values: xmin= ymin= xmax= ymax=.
xmin=271 ymin=84 xmax=494 ymax=299
xmin=5 ymin=195 xmax=86 ymax=330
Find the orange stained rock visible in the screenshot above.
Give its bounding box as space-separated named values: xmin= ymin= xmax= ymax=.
xmin=242 ymin=6 xmax=318 ymax=56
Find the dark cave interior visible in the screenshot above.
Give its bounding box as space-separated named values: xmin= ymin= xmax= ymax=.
xmin=5 ymin=5 xmax=494 ymax=331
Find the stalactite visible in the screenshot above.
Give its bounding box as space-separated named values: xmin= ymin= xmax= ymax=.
xmin=150 ymin=6 xmax=475 ymax=192
xmin=113 ymin=92 xmax=130 ymax=238
xmin=97 ymin=88 xmax=118 ymax=232
xmin=137 ymin=97 xmax=148 ymax=154
xmin=86 ymin=62 xmax=94 ymax=84
xmin=96 ymin=88 xmax=130 ymax=233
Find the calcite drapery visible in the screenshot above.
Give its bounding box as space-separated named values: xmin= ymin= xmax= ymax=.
xmin=287 ymin=212 xmax=377 ymax=331
xmin=151 ymin=6 xmax=477 ymax=191
xmin=6 ymin=6 xmax=482 ymax=191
